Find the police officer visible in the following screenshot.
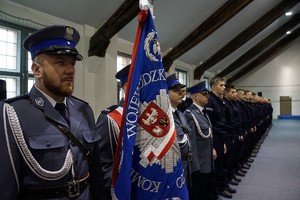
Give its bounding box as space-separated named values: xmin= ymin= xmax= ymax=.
xmin=205 ymin=77 xmax=235 ymax=199
xmin=166 ymin=73 xmax=194 ymax=196
xmin=184 ymin=81 xmax=216 ymax=200
xmin=223 ymin=85 xmax=244 ymax=185
xmin=96 ymin=64 xmax=130 ymax=200
xmin=0 ymin=25 xmax=102 ymax=199
xmin=177 ymin=86 xmax=193 ymax=113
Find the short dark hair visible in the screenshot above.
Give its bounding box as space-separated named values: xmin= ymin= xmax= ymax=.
xmin=209 ymin=76 xmax=225 ymax=87
xmin=225 ymin=84 xmax=235 ymax=92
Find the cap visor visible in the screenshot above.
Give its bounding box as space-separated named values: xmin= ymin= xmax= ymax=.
xmin=47 ymin=49 xmax=83 ymax=61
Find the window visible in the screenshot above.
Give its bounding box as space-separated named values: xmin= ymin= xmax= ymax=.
xmin=175 ymin=68 xmax=189 ymax=87
xmin=203 ymin=76 xmax=210 ymax=90
xmin=0 ymin=21 xmax=36 ymax=98
xmin=116 ymin=52 xmax=131 ymax=102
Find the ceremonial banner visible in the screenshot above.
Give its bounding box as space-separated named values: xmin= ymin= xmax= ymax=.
xmin=112 ymin=9 xmax=188 ymax=200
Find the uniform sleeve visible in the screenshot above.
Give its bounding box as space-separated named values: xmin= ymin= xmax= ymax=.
xmin=184 ymin=112 xmax=200 ymax=173
xmin=95 ymin=113 xmax=116 ymax=198
xmin=0 ymin=103 xmax=20 ymax=199
xmin=78 ymin=105 xmax=103 ymax=200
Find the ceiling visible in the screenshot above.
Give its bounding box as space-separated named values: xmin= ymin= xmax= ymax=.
xmin=8 ymin=0 xmax=300 ymax=83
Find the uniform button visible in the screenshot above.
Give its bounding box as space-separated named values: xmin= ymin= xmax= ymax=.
xmin=46 ymin=141 xmax=51 ymax=147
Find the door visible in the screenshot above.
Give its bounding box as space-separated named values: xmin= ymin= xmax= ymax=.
xmin=280 ymin=96 xmax=292 ymax=115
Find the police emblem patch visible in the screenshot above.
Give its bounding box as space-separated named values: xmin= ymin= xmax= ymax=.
xmin=35 ymin=97 xmax=44 ymax=107
xmin=136 ymin=90 xmax=181 ymax=173
xmin=144 ymin=29 xmax=162 ymax=62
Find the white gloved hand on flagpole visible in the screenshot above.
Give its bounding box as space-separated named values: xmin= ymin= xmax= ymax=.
xmin=139 ymin=0 xmax=150 ymax=10
xmin=139 ymin=0 xmax=155 ymax=19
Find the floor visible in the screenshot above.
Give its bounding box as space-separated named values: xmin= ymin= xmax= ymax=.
xmin=231 ymin=119 xmax=300 ymax=200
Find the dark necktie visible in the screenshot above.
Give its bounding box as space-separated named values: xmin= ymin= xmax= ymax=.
xmin=55 ymin=103 xmax=69 ymax=125
xmin=202 ymin=108 xmax=209 ymax=121
xmin=174 ymin=110 xmax=181 ymax=122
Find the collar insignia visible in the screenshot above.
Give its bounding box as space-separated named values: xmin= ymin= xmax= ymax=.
xmin=35 ymin=97 xmax=44 ymax=107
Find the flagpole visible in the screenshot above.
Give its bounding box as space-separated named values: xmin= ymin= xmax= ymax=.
xmin=111 ymin=0 xmax=151 ymax=190
xmin=112 ymin=0 xmax=188 ymax=199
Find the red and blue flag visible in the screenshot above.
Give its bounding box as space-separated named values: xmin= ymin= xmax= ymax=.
xmin=111 ymin=8 xmax=188 ymax=200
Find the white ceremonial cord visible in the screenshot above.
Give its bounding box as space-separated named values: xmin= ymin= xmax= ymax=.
xmin=178 ymin=134 xmax=188 ymax=147
xmin=190 ymin=113 xmax=212 ymax=139
xmin=107 ymin=115 xmax=120 ymax=159
xmin=5 ymin=103 xmax=73 ymax=181
xmin=3 ymin=103 xmax=20 ymax=193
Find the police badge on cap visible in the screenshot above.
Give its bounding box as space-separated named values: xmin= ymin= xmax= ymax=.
xmin=166 ymin=73 xmax=185 ymax=89
xmin=187 ymin=81 xmax=209 ymax=95
xmin=23 ymin=25 xmax=83 ymax=61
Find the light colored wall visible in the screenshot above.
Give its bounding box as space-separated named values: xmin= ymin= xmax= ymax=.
xmin=3 ymin=1 xmax=299 ymax=120
xmin=234 ymin=37 xmax=300 ymax=119
xmin=0 ymin=1 xmax=135 ymax=118
xmin=1 ymin=0 xmax=201 ymax=118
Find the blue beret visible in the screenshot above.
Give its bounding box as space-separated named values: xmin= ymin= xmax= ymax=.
xmin=23 ymin=25 xmax=83 ymax=60
xmin=115 ymin=64 xmax=130 ymax=85
xmin=166 ymin=73 xmax=184 ymax=89
xmin=187 ymin=81 xmax=208 ymax=95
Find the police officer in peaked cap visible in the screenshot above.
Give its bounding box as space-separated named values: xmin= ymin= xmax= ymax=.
xmin=166 ymin=73 xmax=195 ymax=197
xmin=184 ymin=81 xmax=216 ymax=200
xmin=0 ymin=25 xmax=102 ymax=199
xmin=96 ymin=64 xmax=130 ymax=200
xmin=115 ymin=64 xmax=130 ymax=86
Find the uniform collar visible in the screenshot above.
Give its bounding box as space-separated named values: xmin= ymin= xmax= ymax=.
xmin=193 ymin=102 xmax=204 ymax=112
xmin=34 ymin=85 xmax=67 ymax=107
xmin=171 ymin=107 xmax=177 ymax=113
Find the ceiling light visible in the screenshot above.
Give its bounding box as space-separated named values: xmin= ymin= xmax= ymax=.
xmin=286 ymin=31 xmax=291 ymax=35
xmin=285 ymin=12 xmax=293 ymax=16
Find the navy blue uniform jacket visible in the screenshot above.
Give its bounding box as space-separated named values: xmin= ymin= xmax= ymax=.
xmin=0 ymin=86 xmax=102 ymax=199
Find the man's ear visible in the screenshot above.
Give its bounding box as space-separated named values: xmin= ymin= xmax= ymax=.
xmin=211 ymin=84 xmax=216 ymax=91
xmin=123 ymin=82 xmax=128 ymax=91
xmin=32 ymin=62 xmax=41 ymax=78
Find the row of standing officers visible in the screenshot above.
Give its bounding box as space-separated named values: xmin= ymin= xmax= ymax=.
xmin=97 ymin=67 xmax=273 ymax=200
xmin=175 ymin=76 xmax=273 ymax=200
xmin=0 ymin=25 xmax=273 ymax=199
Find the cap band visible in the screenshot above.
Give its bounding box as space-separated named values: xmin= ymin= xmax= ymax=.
xmin=119 ymin=75 xmax=129 ymax=86
xmin=167 ymin=79 xmax=180 ymax=88
xmin=29 ymin=39 xmax=76 ymax=58
xmin=188 ymin=85 xmax=207 ymax=95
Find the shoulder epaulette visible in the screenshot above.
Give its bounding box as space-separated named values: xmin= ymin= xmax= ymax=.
xmin=101 ymin=105 xmax=119 ymax=114
xmin=4 ymin=94 xmax=29 ymax=103
xmin=205 ymin=107 xmax=213 ymax=112
xmin=185 ymin=109 xmax=191 ymax=113
xmin=70 ymin=95 xmax=88 ymax=104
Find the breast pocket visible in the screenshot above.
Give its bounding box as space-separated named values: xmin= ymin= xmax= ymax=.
xmin=28 ymin=134 xmax=67 ymax=170
xmin=81 ymin=130 xmax=101 ymax=150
